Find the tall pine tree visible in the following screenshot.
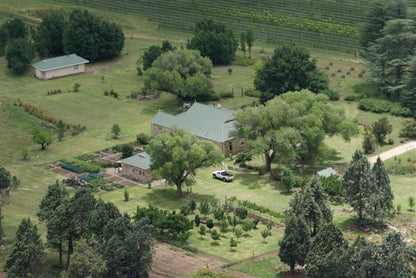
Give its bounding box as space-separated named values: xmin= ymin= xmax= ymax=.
xmin=371 ymin=157 xmax=394 ymax=222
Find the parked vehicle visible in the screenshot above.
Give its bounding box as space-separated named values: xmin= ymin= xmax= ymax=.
xmin=212 ymin=170 xmax=234 ymax=182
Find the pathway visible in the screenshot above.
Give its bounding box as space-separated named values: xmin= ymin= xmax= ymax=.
xmin=368 ymin=140 xmax=416 ymax=164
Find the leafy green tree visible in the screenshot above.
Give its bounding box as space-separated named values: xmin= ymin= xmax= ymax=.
xmin=71 ymin=188 xmax=97 ymax=238
xmin=240 ymin=32 xmax=246 ymax=57
xmin=367 ymin=18 xmax=416 ymax=99
xmin=5 ymin=37 xmax=35 ymax=74
xmin=64 ymin=240 xmax=107 ymax=278
xmin=347 ymin=236 xmax=379 ymax=278
xmin=281 ymin=167 xmax=295 ymax=191
xmin=88 ymin=199 xmax=121 ymax=241
xmin=372 ymin=118 xmax=392 ymax=144
xmin=211 ymin=228 xmax=221 ymax=242
xmin=31 ymin=128 xmax=53 ymax=150
xmin=121 ymin=144 xmax=133 ymax=158
xmin=245 ymin=28 xmax=255 ymax=58
xmin=34 ymin=11 xmax=66 ymax=57
xmin=63 ymin=10 xmax=124 ymax=61
xmin=254 ymin=45 xmax=328 ymax=103
xmin=57 ymin=120 xmax=65 ymax=141
xmin=234 ymin=90 xmax=357 ymax=172
xmin=234 ymin=227 xmax=243 ymax=240
xmin=401 ymin=57 xmax=416 ymax=112
xmin=198 ymin=225 xmax=206 ymax=238
xmin=362 ymin=133 xmax=376 ymax=154
xmin=260 ymin=229 xmax=269 ymax=243
xmin=408 ymin=196 xmax=415 ymax=211
xmin=187 ymin=19 xmax=238 ymax=65
xmin=124 ymin=189 xmax=129 ymax=202
xmin=4 ymin=218 xmax=44 ymax=277
xmin=360 ymin=0 xmax=407 ymax=50
xmin=0 ymin=167 xmax=18 ymax=241
xmin=147 ymin=128 xmax=223 ymax=197
xmin=199 ymin=200 xmax=211 ymax=219
xmin=242 ymin=219 xmax=253 ymax=234
xmin=378 ymin=232 xmax=413 ymax=277
xmin=101 ymin=216 xmax=154 ymax=278
xmin=38 ymin=180 xmax=69 ymax=266
xmin=278 ymin=214 xmax=310 ymax=275
xmin=143 ymin=49 xmax=213 ymax=101
xmin=371 ymin=157 xmax=394 ymax=221
xmin=111 ymin=124 xmax=121 ymax=139
xmin=342 ymin=151 xmax=374 ymax=222
xmin=219 ymin=220 xmax=229 ymax=234
xmin=305 ymin=223 xmax=348 ymax=278
xmin=142 ymin=45 xmax=162 ymax=70
xmin=0 ymin=25 xmax=8 ymax=56
xmin=3 ymin=18 xmax=27 ymax=40
xmin=399 ymin=120 xmax=416 ymax=139
xmin=229 ymin=237 xmax=237 ymax=251
xmin=189 ymin=200 xmax=197 ymax=212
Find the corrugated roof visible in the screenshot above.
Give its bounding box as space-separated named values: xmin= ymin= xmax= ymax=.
xmin=32 ymin=54 xmax=89 ymax=71
xmin=317 ymin=167 xmax=338 ymax=177
xmin=151 ymin=103 xmax=236 ymax=142
xmin=121 ymin=152 xmax=151 ymax=170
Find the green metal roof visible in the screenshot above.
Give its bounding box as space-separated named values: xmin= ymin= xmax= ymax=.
xmin=121 ymin=152 xmax=151 ymax=170
xmin=317 ymin=167 xmax=338 ymax=177
xmin=151 ymin=103 xmax=236 ymax=142
xmin=32 ymin=54 xmax=89 ymax=71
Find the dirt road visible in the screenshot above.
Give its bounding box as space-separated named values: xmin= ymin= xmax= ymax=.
xmin=368 ymin=141 xmax=416 ymax=164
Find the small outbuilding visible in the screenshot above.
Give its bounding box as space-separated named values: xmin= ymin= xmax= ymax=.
xmin=32 ymin=54 xmax=89 ymax=80
xmin=316 ymin=167 xmax=338 ymax=178
xmin=120 ymin=152 xmax=153 ymax=182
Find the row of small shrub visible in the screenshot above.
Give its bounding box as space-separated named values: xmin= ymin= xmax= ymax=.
xmin=62 ymin=158 xmax=104 ymax=173
xmin=322 ymin=88 xmax=340 ymax=101
xmin=46 ymin=89 xmax=62 ymax=95
xmin=399 ymin=120 xmax=416 ymax=139
xmin=233 ymin=58 xmax=256 ymax=67
xmin=358 ymin=98 xmax=412 ymax=117
xmin=104 ymin=89 xmax=119 ymax=98
xmin=230 ymin=196 xmax=284 ymax=219
xmin=387 ymin=164 xmax=416 ymax=175
xmin=219 ymin=92 xmax=234 ymax=99
xmin=88 ymin=178 xmax=125 ymax=192
xmin=344 ymin=94 xmax=366 ymax=101
xmin=17 ymin=99 xmax=87 ymax=134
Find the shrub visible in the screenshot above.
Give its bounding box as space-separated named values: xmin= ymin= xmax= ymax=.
xmin=208 ymin=93 xmax=221 ymax=101
xmin=73 ymin=83 xmax=81 ymax=92
xmin=136 ymin=132 xmax=150 ymax=145
xmin=180 ymin=205 xmax=191 ymax=216
xmin=399 ymin=120 xmax=416 ymax=139
xmin=341 ymin=75 xmax=346 ymax=78
xmin=244 ymin=89 xmax=261 ymax=98
xmin=295 ymin=176 xmax=310 ymax=189
xmin=220 ymin=92 xmax=234 ymax=99
xmin=337 ymin=69 xmax=342 ymax=73
xmin=331 ymin=73 xmax=336 ymax=77
xmin=281 ymin=167 xmax=295 ymax=191
xmin=320 ymin=175 xmax=343 ymax=197
xmin=235 ymin=207 xmax=248 ymax=219
xmin=396 ymin=204 xmax=402 ymax=214
xmin=362 ymin=134 xmax=376 ymax=154
xmin=322 ymin=88 xmax=340 ymax=101
xmin=390 ymin=106 xmax=412 ymax=117
xmin=387 ymin=164 xmax=416 ymax=175
xmin=346 ymin=71 xmax=351 ymax=75
xmin=358 ymin=73 xmax=363 ymax=78
xmin=235 ymin=152 xmax=252 ymax=163
xmin=100 ymin=184 xmax=113 ymax=191
xmin=350 ymin=67 xmax=355 ymax=71
xmin=325 ymin=66 xmax=330 ymax=70
xmin=233 ymin=58 xmax=256 ymax=66
xmin=121 ymin=144 xmax=134 ymax=158
xmin=124 ymin=189 xmax=129 ymax=201
xmin=206 ymin=219 xmax=214 ymax=229
xmin=21 ymin=148 xmax=29 ymax=160
xmin=358 ymin=98 xmax=391 ymax=113
xmin=189 ymin=200 xmax=197 ymax=212
xmin=195 ymin=214 xmax=201 ymax=227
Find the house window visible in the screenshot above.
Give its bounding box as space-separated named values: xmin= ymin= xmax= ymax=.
xmin=74 ymin=64 xmax=79 ymax=70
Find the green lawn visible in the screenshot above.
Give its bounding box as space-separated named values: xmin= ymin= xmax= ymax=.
xmin=228 ymin=256 xmax=292 ymax=278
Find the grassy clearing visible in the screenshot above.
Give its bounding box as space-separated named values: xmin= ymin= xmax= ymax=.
xmin=228 ymin=256 xmax=292 ymax=278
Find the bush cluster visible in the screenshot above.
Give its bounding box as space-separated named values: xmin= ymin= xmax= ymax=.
xmin=46 ymin=89 xmax=62 ymax=96
xmin=387 ymin=163 xmax=416 ymax=175
xmin=244 ymin=89 xmax=261 ymax=98
xmin=399 ymin=120 xmax=416 ymax=139
xmin=358 ymin=98 xmax=412 ymax=117
xmin=219 ymin=92 xmax=234 ymax=99
xmin=62 ymin=158 xmax=104 ymax=173
xmin=322 ymin=88 xmax=340 ymax=101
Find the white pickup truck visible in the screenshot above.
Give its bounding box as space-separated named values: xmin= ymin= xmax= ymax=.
xmin=212 ymin=170 xmax=234 ymax=182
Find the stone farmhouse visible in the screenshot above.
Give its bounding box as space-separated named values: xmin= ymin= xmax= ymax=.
xmin=151 ymin=102 xmax=245 ymax=156
xmin=32 ymin=54 xmax=89 ymax=80
xmin=120 ymin=152 xmax=152 ymax=182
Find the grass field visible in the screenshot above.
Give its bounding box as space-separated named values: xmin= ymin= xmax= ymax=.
xmin=0 ymin=1 xmax=415 ymax=276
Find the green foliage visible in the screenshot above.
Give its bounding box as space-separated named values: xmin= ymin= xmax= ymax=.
xmin=124 ymin=189 xmax=129 ymax=202
xmin=57 ymin=120 xmax=65 ymax=142
xmin=147 ymin=128 xmax=223 ymax=197
xmin=244 ymin=89 xmax=261 ymax=98
xmin=234 ymin=207 xmax=248 ymax=219
xmin=219 ymin=220 xmax=229 ymax=234
xmin=134 ymin=205 xmax=193 ymax=240
xmin=408 ymin=196 xmax=414 ymax=211
xmin=254 ymin=45 xmax=328 ymax=103
xmin=229 ymin=237 xmax=237 ymax=250
xmin=194 ymin=215 xmax=201 ymax=227
xmin=73 ymin=83 xmax=81 ymax=92
xmin=281 ymin=167 xmax=295 ymax=191
xmin=136 ymin=132 xmax=150 ymax=145
xmin=65 ymin=240 xmax=107 ymax=278
xmin=396 ymin=204 xmax=402 ymax=214
xmin=322 ymin=88 xmax=340 ymax=101
xmin=189 ymin=200 xmax=197 ymax=212
xmin=234 ymin=90 xmax=357 ymax=171
xmin=372 ymin=117 xmax=392 ymax=144
xmin=362 ymin=133 xmax=376 ymax=154
xmin=198 ymin=225 xmax=206 ymax=237
xmin=260 ymin=228 xmax=269 ymax=242
xmin=219 ymin=92 xmax=234 ymax=99
xmin=242 ymin=219 xmax=253 ymax=233
xmin=399 ymin=120 xmax=416 ymax=139
xmin=143 ymin=49 xmax=215 ymax=101
xmin=278 ymin=214 xmax=310 ymax=274
xmin=5 ymin=37 xmax=35 ymax=74
xmin=63 ymin=10 xmax=124 ymax=61
xmin=111 ymin=124 xmax=121 ymax=138
xmin=2 ymin=18 xmax=27 ymax=40
xmin=320 ymin=175 xmax=344 ymax=198
xmin=31 ymin=128 xmax=53 ymax=150
xmin=121 ymin=144 xmax=133 ymax=158
xmin=0 ymin=167 xmax=19 ymax=240
xmin=199 ymin=200 xmax=211 ymax=219
xmin=211 ymin=228 xmax=220 ymax=241
xmin=233 ymin=198 xmax=284 ymax=219
xmin=187 ymin=19 xmax=238 ymax=65
xmin=358 ymin=98 xmax=391 ymax=113
xmin=206 ymin=219 xmax=214 ymax=230
xmin=401 ymin=57 xmax=416 ymax=111
xmin=371 ymin=157 xmax=394 ymax=221
xmin=34 ymin=11 xmax=65 ymax=57
xmin=234 ymin=227 xmax=243 ymax=240
xmin=141 ymin=40 xmax=175 ymax=70
xmin=4 ymin=218 xmax=44 ymax=277
xmin=21 ymin=148 xmax=29 ymax=160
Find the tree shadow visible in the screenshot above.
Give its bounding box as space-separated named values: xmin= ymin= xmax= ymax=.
xmin=210 ymin=242 xmax=220 ymax=246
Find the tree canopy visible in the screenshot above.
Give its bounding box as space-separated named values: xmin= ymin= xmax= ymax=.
xmin=234 ymin=90 xmax=358 ymax=172
xmin=63 ymin=10 xmax=124 ymax=61
xmin=0 ymin=167 xmax=18 ymax=241
xmin=254 ymin=45 xmax=328 ymax=103
xmin=5 ymin=37 xmax=35 ymax=74
xmin=187 ymin=19 xmax=238 ymax=65
xmin=146 ymin=128 xmax=223 ymax=197
xmin=141 ymin=40 xmax=175 ymax=70
xmin=4 ymin=218 xmax=44 ymax=277
xmin=142 ymin=49 xmax=215 ymax=101
xmin=34 ymin=11 xmax=66 ymax=57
